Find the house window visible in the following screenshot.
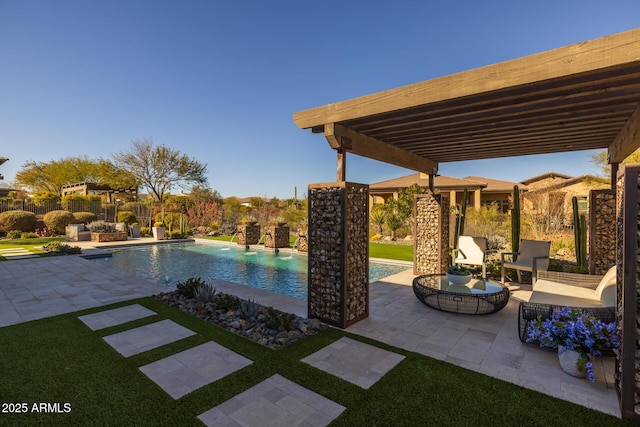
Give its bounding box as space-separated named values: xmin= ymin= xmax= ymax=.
xmin=578 ymin=196 xmax=588 ymax=213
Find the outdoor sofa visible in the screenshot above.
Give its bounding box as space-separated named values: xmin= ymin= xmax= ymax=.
xmin=518 ymin=266 xmax=616 ymax=344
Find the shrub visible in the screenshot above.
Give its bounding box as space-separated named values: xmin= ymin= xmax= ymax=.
xmin=140 ymin=226 xmax=150 ymax=236
xmin=42 ymin=241 xmax=81 ymax=255
xmin=6 ymin=230 xmax=22 ymax=239
xmin=43 ymin=210 xmax=76 ymax=235
xmin=117 ymin=210 xmax=137 ymax=225
xmin=73 ymin=211 xmax=98 ymax=224
xmin=213 ymin=293 xmax=241 ymax=311
xmin=194 ymin=283 xmax=216 ymax=302
xmin=20 ymin=232 xmax=39 ymax=239
xmin=0 ymin=210 xmax=37 ymax=232
xmin=175 ymin=277 xmax=206 ymax=298
xmin=265 ymin=307 xmax=296 ymax=330
xmin=370 ymin=234 xmax=382 ymax=241
xmin=168 ymin=230 xmax=184 ymax=239
xmin=239 ymin=298 xmax=261 ymax=320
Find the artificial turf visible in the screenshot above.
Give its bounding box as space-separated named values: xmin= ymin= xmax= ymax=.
xmin=0 ymin=297 xmax=630 ymax=426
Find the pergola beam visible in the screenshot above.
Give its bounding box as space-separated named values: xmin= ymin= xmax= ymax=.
xmin=608 ymin=104 xmax=640 ymax=163
xmin=294 ymin=29 xmax=640 ymax=130
xmin=323 ymin=123 xmax=438 ymax=174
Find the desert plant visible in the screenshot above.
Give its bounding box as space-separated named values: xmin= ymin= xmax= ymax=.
xmin=42 ymin=241 xmax=81 ymax=255
xmin=73 ymin=211 xmax=98 ymax=224
xmin=6 ymin=230 xmax=22 ymax=239
xmin=194 ymin=283 xmax=216 ymax=302
xmin=369 ymin=205 xmax=386 ymax=234
xmin=175 ymin=277 xmax=206 ymax=298
xmin=0 ymin=210 xmax=37 ymax=232
xmin=572 ymin=196 xmax=587 ymax=269
xmin=214 ymin=292 xmax=241 ymax=311
xmin=239 ymin=298 xmax=261 ymax=319
xmin=43 ymin=210 xmax=75 ymax=235
xmin=511 ymin=185 xmax=521 ymax=259
xmin=453 ymin=188 xmax=468 ymax=249
xmin=264 ymin=307 xmax=296 ymax=330
xmin=117 ymin=210 xmax=137 ymax=226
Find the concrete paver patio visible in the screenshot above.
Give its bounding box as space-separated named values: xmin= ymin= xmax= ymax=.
xmin=0 ymin=240 xmax=621 ymax=418
xmin=78 ymin=303 xmax=157 ymax=330
xmin=139 ymin=341 xmax=253 ymax=399
xmin=301 ymin=336 xmax=405 ymax=389
xmin=197 ymin=374 xmax=346 ymax=427
xmin=102 ymin=319 xmax=196 ymax=357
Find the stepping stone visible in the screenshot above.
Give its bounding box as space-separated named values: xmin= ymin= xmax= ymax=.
xmin=0 ymin=248 xmax=38 ymax=259
xmin=78 ymin=304 xmax=157 ymax=330
xmin=139 ymin=341 xmax=253 ymax=399
xmin=301 ymin=337 xmax=405 ymax=389
xmin=102 ymin=319 xmax=195 ymax=357
xmin=197 ymin=374 xmax=345 ymax=427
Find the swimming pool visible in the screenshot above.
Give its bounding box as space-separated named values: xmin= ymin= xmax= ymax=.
xmin=96 ymin=242 xmax=410 ymax=300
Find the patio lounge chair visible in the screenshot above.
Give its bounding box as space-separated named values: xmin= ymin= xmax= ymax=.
xmin=452 ymin=236 xmax=487 ymax=278
xmin=501 ymin=239 xmax=550 ymax=285
xmin=518 ymin=266 xmax=616 ymax=346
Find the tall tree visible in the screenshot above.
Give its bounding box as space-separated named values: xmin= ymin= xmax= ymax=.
xmin=15 ymin=156 xmax=137 ymax=195
xmin=590 ymin=148 xmax=640 ymax=177
xmin=112 ymin=138 xmax=208 ymax=201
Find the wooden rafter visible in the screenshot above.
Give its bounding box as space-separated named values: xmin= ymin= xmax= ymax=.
xmin=294 ymin=28 xmax=640 ymax=166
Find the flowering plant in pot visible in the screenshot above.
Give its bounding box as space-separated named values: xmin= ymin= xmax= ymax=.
xmin=526 ymin=307 xmax=618 ymax=382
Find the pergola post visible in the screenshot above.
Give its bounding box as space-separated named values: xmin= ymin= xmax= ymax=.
xmin=615 ymin=165 xmax=640 ymax=421
xmin=589 ymin=189 xmax=616 ymax=275
xmin=413 ymin=192 xmax=450 ymax=275
xmin=308 ymin=182 xmax=369 ymax=328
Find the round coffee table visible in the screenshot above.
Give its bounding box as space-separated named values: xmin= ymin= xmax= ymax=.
xmin=412 ymin=274 xmax=509 ymax=314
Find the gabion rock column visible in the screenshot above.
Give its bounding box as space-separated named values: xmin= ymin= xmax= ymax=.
xmin=264 ymin=224 xmax=290 ymax=249
xmin=308 ymin=182 xmax=369 ymax=328
xmin=414 ymin=192 xmax=450 ymax=275
xmin=296 ymin=226 xmax=308 ymax=253
xmin=615 ymin=165 xmax=640 ymax=422
xmin=237 ymin=223 xmax=260 ymax=246
xmin=589 ymin=189 xmax=616 ymax=275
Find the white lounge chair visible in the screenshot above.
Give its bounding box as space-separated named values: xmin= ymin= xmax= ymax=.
xmin=501 ymin=239 xmax=550 ymax=284
xmin=452 ymin=236 xmax=487 ymax=279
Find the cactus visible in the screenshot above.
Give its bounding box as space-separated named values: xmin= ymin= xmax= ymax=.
xmin=240 ymin=298 xmax=261 ymax=319
xmin=194 ymin=283 xmax=216 ymax=303
xmin=572 ymin=196 xmax=587 ymax=268
xmin=511 ymin=185 xmax=521 ymax=261
xmin=453 ymin=188 xmax=468 ymax=249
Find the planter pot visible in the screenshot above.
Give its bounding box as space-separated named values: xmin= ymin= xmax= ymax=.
xmin=446 ymin=272 xmax=472 ymax=285
xmin=129 ymin=225 xmax=140 ymax=238
xmin=558 ymin=346 xmax=587 ymax=378
xmin=152 ymin=226 xmax=166 ymax=240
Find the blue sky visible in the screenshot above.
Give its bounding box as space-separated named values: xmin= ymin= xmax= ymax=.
xmin=1 ymin=1 xmax=638 ymax=199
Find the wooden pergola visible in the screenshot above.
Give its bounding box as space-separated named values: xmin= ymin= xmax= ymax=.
xmin=294 ymin=28 xmax=640 ymax=421
xmin=294 ymin=28 xmax=640 ymax=183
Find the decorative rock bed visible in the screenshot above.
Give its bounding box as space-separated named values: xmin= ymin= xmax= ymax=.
xmin=154 ymin=291 xmax=326 ymax=350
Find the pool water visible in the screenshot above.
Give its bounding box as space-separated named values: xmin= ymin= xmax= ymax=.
xmin=97 ymin=242 xmax=409 ymax=300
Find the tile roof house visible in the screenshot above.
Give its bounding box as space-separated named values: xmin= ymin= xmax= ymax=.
xmin=369 ymin=172 xmax=524 ymax=212
xmin=519 ymin=172 xmax=610 ymax=224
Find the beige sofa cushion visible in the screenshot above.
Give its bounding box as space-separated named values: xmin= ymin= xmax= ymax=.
xmin=594 ymin=266 xmax=617 ymax=307
xmin=528 ymin=266 xmax=617 ymax=308
xmin=529 ymin=280 xmax=603 ymax=307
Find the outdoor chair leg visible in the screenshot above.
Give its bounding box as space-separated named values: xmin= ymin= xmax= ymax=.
xmin=516 ymin=270 xmax=522 ymax=283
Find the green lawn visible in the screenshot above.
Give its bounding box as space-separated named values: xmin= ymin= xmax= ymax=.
xmin=0 ymin=297 xmax=628 ymax=426
xmin=0 ymin=237 xmax=65 ymax=260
